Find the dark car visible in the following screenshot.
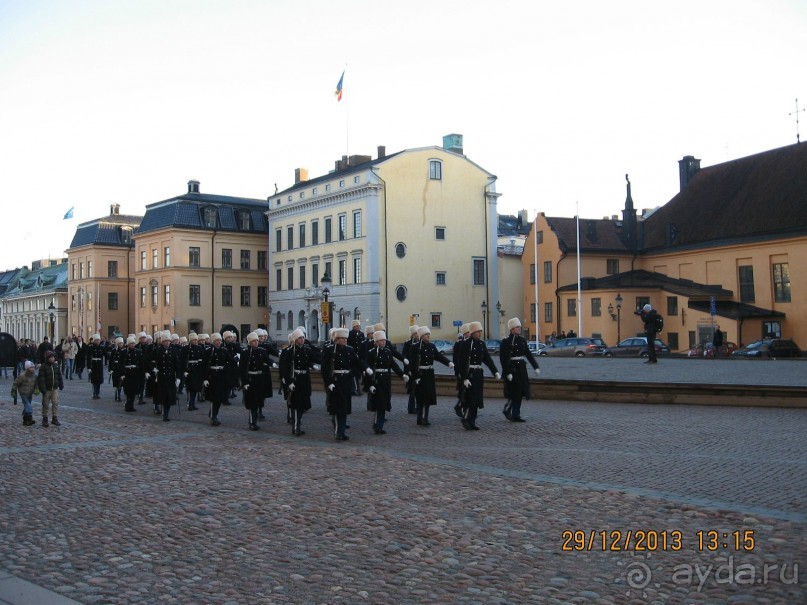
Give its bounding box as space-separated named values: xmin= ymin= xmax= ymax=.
xmin=731 ymin=339 xmax=802 ymax=359
xmin=603 ymin=337 xmax=670 ymax=358
xmin=686 ymin=342 xmax=738 ymax=358
xmin=538 ymin=337 xmax=606 ymax=357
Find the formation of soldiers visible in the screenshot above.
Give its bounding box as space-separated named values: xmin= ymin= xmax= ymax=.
xmin=79 ymin=316 xmax=541 ymax=439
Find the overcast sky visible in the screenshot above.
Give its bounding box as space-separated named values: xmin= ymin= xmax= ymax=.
xmin=1 ymin=0 xmax=805 ymax=271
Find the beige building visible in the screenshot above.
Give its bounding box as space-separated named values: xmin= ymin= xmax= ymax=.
xmin=267 ymin=134 xmax=501 ymax=343
xmin=133 ymin=181 xmax=270 ymax=338
xmin=1 ymin=259 xmax=68 ymax=343
xmin=65 ymin=205 xmax=141 ymax=340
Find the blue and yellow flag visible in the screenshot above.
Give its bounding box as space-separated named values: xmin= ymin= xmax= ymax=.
xmin=334 ymin=70 xmax=344 ymax=102
xmin=63 ymin=207 xmax=74 ymax=220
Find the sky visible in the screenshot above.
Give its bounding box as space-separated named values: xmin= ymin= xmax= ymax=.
xmin=1 ymin=0 xmax=805 ymax=271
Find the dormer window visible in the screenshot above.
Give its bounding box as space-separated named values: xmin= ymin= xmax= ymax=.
xmin=120 ymin=227 xmax=132 ymax=245
xmin=238 ymin=211 xmax=251 ymax=230
xmin=202 ymin=207 xmax=218 ymax=229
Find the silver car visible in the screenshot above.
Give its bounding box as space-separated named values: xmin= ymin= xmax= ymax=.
xmin=539 ymin=337 xmax=606 ymax=357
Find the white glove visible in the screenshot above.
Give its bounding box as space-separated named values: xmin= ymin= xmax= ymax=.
xmin=312 ymin=364 xmax=321 ymax=371
xmin=506 ymin=374 xmax=513 ymax=382
xmin=145 ymin=373 xmax=150 ymax=381
xmin=272 ymin=362 xmax=279 ymax=369
xmin=152 ymin=369 xmax=158 ymax=375
xmin=328 ymin=384 xmax=335 ymax=391
xmin=366 ymin=368 xmax=374 ymax=376
xmin=120 ymin=376 xmax=125 ymax=381
xmin=175 ymin=379 xmax=180 ymax=387
xmin=88 ymin=369 xmax=92 ymax=375
xmin=402 ymin=375 xmax=409 ymax=383
xmin=494 ymin=372 xmax=501 ymax=380
xmin=449 ymin=362 xmax=455 ymax=369
xmin=533 ymin=367 xmax=541 ymax=376
xmin=403 ymin=358 xmax=410 ymax=365
xmin=203 ymin=380 xmax=209 ymax=387
xmin=415 ymin=378 xmax=421 ymax=385
xmin=243 ymin=384 xmax=250 ymax=391
xmin=183 ymin=372 xmax=188 ymax=377
xmin=463 ymin=379 xmax=472 ymax=388
xmin=234 ymin=354 xmax=240 ymax=361
xmin=289 ymin=383 xmax=295 ymax=392
xmin=369 ymin=386 xmax=376 ymax=394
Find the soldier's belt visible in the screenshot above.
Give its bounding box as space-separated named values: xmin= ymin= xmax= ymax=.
xmin=294 ymin=369 xmax=308 ymax=374
xmin=248 ymin=370 xmax=262 ymax=375
xmin=332 ymin=370 xmax=351 ymax=374
xmin=187 ymin=360 xmax=201 ymax=364
xmin=209 ymin=365 xmax=225 ymax=370
xmin=418 ymin=365 xmax=433 ymax=370
xmin=374 ymin=368 xmax=390 ymax=373
xmin=509 ymin=356 xmax=526 ymax=361
xmin=468 ymin=365 xmax=483 ymax=369
xmin=91 ymin=358 xmax=103 ymax=361
xmin=124 ymin=365 xmax=138 ymax=369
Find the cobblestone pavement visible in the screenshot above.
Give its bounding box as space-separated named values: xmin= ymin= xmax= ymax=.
xmin=1 ymin=374 xmax=805 ymax=605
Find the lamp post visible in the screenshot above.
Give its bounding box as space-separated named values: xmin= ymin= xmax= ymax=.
xmin=615 ymin=293 xmax=623 ymax=343
xmin=481 ymin=300 xmax=488 ymax=339
xmin=321 ymin=272 xmax=332 ymax=342
xmin=495 ymin=300 xmax=505 ymax=337
xmin=48 ymin=300 xmax=55 ymax=342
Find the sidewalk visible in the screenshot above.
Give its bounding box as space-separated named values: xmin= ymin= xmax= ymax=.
xmin=0 ymin=570 xmax=83 ymax=605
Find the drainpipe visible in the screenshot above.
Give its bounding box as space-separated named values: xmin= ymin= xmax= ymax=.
xmin=555 ymin=251 xmax=567 ymax=333
xmin=370 ymin=166 xmax=388 ymax=328
xmin=211 ymin=229 xmax=217 ymax=333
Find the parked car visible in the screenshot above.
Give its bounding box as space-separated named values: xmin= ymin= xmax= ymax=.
xmin=686 ymin=342 xmax=738 ymax=358
xmin=432 ymin=339 xmax=455 ymax=354
xmin=731 ymin=339 xmax=802 ymax=358
xmin=527 ymin=341 xmax=549 ymax=354
xmin=603 ymin=337 xmax=670 ymax=358
xmin=483 ymin=339 xmax=501 ymax=354
xmin=538 ymin=337 xmax=606 ymax=357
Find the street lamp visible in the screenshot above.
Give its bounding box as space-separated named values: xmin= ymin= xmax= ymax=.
xmin=48 ymin=300 xmax=55 ymax=342
xmin=480 ymin=300 xmax=488 ymax=339
xmin=495 ymin=301 xmax=505 ymax=337
xmin=321 ymin=271 xmax=332 ymax=341
xmin=615 ymin=293 xmax=623 ymax=343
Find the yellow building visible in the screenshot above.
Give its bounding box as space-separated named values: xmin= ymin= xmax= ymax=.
xmin=132 ymin=181 xmax=270 ymax=338
xmin=65 ymin=205 xmax=141 ymax=340
xmin=1 ymin=259 xmax=68 ymax=343
xmin=525 ymin=143 xmax=806 ymax=350
xmin=268 ymin=135 xmax=501 ymax=343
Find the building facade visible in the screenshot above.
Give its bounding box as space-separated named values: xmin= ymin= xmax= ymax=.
xmin=267 ymin=135 xmax=501 ymax=344
xmin=65 ymin=204 xmax=142 ymax=340
xmin=1 ymin=259 xmax=68 ymax=343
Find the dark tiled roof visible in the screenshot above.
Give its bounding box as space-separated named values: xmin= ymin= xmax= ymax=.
xmin=1 ymin=262 xmax=68 ymax=297
xmin=0 ymin=269 xmax=24 ymax=295
xmin=69 ymin=216 xmax=142 ymax=248
xmin=557 ymin=269 xmax=733 ymax=299
xmin=643 ymin=143 xmax=807 ymax=251
xmin=136 ymin=194 xmax=269 ymax=236
xmin=688 ymin=300 xmax=785 ymax=320
xmin=275 ymin=151 xmax=405 ymax=195
xmin=546 ymin=217 xmax=630 ymax=253
xmin=498 ymin=214 xmax=531 ymax=237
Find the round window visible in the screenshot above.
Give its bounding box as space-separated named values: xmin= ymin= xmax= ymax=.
xmin=395 ymin=243 xmax=406 ymax=258
xmin=396 ymin=286 xmax=407 ymax=302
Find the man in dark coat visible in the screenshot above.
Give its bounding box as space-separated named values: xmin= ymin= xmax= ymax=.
xmin=256 ymin=328 xmax=279 ymax=419
xmin=203 ymin=333 xmax=232 ymax=426
xmin=279 ymin=328 xmax=321 ymax=436
xmin=239 ymin=332 xmax=270 ymax=431
xmin=87 ymin=334 xmax=106 ymax=400
xmin=321 ymin=328 xmax=365 ymax=441
xmin=118 ymin=336 xmax=145 ymax=412
xmin=37 ymin=337 xmax=54 ymax=364
xmin=346 ymin=320 xmax=366 ymax=395
xmin=454 ymin=321 xmax=500 ymax=431
xmin=636 ymin=304 xmax=660 ymax=364
xmin=499 ymin=318 xmax=540 ymax=422
xmin=109 ymin=336 xmax=126 ymax=402
xmin=401 ymin=325 xmax=420 ymax=414
xmin=712 ymin=325 xmax=724 ymax=357
xmin=37 ymin=351 xmax=64 ymax=427
xmin=183 ymin=333 xmax=206 ymax=411
xmin=407 ymin=326 xmax=453 ymax=426
xmin=152 ymin=331 xmax=181 ymax=421
xmin=366 ymin=331 xmax=406 ymax=434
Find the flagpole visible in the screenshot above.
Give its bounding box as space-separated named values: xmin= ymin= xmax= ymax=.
xmin=533 ymin=210 xmax=539 ymax=345
xmin=576 ymin=202 xmax=583 ymax=338
xmin=344 ymin=65 xmax=349 ymax=158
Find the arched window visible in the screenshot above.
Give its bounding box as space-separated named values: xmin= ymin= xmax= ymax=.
xmin=287 ymin=311 xmax=294 ymax=330
xmin=396 ymin=285 xmax=407 ymax=302
xmin=395 ymin=242 xmax=406 ymax=258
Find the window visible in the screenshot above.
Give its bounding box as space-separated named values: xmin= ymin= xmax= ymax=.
xmin=299 ymin=223 xmax=306 ymax=248
xmin=275 ymin=229 xmax=282 ymax=252
xmin=667 ymin=332 xmax=679 ymax=351
xmin=773 ymin=263 xmax=791 ymax=302
xmin=140 ymin=287 xmax=146 ymax=307
xmin=338 ymin=259 xmax=347 ymax=285
xmin=535 ymin=230 xmax=544 ymax=244
xmin=71 ymin=264 xmax=76 ymax=280
xmin=530 ymin=303 xmax=536 ymax=323
xmin=544 ymin=302 xmax=553 ymax=323
xmin=325 ymin=261 xmax=332 ymax=281
xmin=473 ymin=258 xmax=486 ymax=286
xmin=71 ymin=294 xmax=76 ymax=311
xmin=431 ymin=313 xmax=442 ymax=328
xmin=287 ymin=267 xmax=294 ymax=290
xmin=88 ymin=261 xmax=93 ymax=278
xmin=667 ymin=296 xmax=678 ymax=316
xmin=121 ymin=227 xmax=132 ymax=245
xmin=300 ymin=191 xmax=305 ymax=200
xmin=338 ymin=214 xmax=347 ymax=241
xmin=257 ymin=251 xmax=267 ymax=270
xmin=287 ymin=311 xmax=293 ymax=330
xmin=591 ymin=298 xmax=601 ymax=317
xmin=436 ymin=272 xmax=446 ymax=285
xmin=222 ymin=248 xmax=232 ymax=269
xmin=164 ymin=285 xmax=170 ymax=306
xmin=257 ymin=286 xmax=267 ymax=307
xmin=238 ymin=212 xmax=250 ymax=230
xmin=339 ymin=179 xmax=345 ymax=188
xmin=312 ymin=263 xmax=319 ymax=287
xmin=325 ymin=217 xmax=332 ymax=243
xmin=105 ymin=260 xmax=117 ymax=278
xmin=275 ymin=312 xmax=282 ymax=330
xmin=325 ymin=183 xmax=331 ymax=192
xmin=189 ymin=247 xmax=200 ymax=268
xmin=567 ymin=299 xmax=577 ymax=317
xmin=150 ymin=281 xmax=158 ymax=307
xmin=222 ymin=286 xmax=232 ymax=307
xmin=203 ymin=207 xmax=217 ymax=228
xmin=763 ymin=321 xmax=782 ymax=338
xmin=353 ymin=211 xmax=361 ymax=238
xmin=240 ymin=250 xmax=250 ymax=270
xmin=429 ymin=160 xmax=442 ymax=180
xmin=287 ymin=226 xmax=294 ymax=250
xmin=276 ymin=269 xmax=282 ymax=291
xmin=164 ymin=247 xmax=171 ymax=267
xmin=140 ymin=251 xmax=146 ymax=270
xmin=240 ymin=286 xmax=250 ymax=306
xmin=738 ymin=265 xmax=755 ymax=302
xmin=529 ymin=264 xmax=535 ymax=285
xmin=543 ymin=261 xmax=552 ymax=283
xmin=395 ymin=243 xmax=406 ymax=258
xmin=87 ymin=292 xmax=93 ymax=311
xmin=353 ymin=258 xmax=361 ymax=284
xmin=607 ymin=259 xmax=620 ymax=275
xmin=108 ymin=292 xmax=118 ymax=311
xmin=152 ymin=249 xmax=158 ymax=269
xmin=353 ymin=175 xmax=360 ymax=184
xmin=636 ymin=296 xmax=650 ymax=311
xmin=435 ymin=227 xmax=445 ymax=240
xmin=312 ymin=187 xmax=318 ymax=195
xmin=312 ymin=221 xmax=319 ymax=245
xmin=396 ymin=285 xmax=407 ymax=301
xmin=299 ymin=265 xmax=306 ymax=289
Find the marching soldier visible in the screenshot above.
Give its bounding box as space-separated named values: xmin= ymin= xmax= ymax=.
xmin=452 ymin=324 xmax=470 ymax=417
xmin=366 ymin=331 xmax=407 ymax=434
xmin=87 ymin=334 xmax=106 ymax=400
xmin=279 ymin=328 xmax=321 ymax=436
xmin=347 ymin=320 xmax=366 ymax=395
xmin=119 ymin=336 xmax=144 ymax=412
xmin=256 ymin=328 xmax=279 ymax=419
xmin=109 ymin=336 xmax=125 ymax=402
xmin=322 ymin=327 xmax=366 ymax=441
xmin=454 ymin=321 xmax=500 ymax=431
xmin=407 ymin=326 xmax=453 ymax=426
xmin=401 ymin=325 xmax=420 ymax=414
xmin=499 ymin=318 xmax=541 ymax=422
xmin=223 ymin=331 xmax=241 ymax=402
xmin=240 ymin=332 xmax=270 ymax=431
xmin=202 ymin=333 xmax=232 ymax=427
xmin=184 ymin=333 xmax=205 ymax=411
xmin=152 ymin=331 xmax=181 ymax=421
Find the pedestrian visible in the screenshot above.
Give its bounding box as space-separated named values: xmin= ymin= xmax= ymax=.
xmin=118 ymin=336 xmax=144 ymax=412
xmin=713 ymin=325 xmax=724 ymax=358
xmin=12 ymin=360 xmax=38 ymax=426
xmin=347 ymin=320 xmax=366 ymax=396
xmin=109 ymin=337 xmax=125 ymax=402
xmin=499 ymin=318 xmax=541 ymax=422
xmin=635 ymin=304 xmax=660 ymax=364
xmin=87 ymin=334 xmax=105 ymax=399
xmin=37 ymin=337 xmax=53 ymax=364
xmin=408 ymin=326 xmax=453 ymax=427
xmin=256 ymin=329 xmax=280 ymax=419
xmin=366 ymin=330 xmax=407 ymax=434
xmin=401 ymin=325 xmax=420 ymax=414
xmin=183 ymin=333 xmax=205 ymax=411
xmin=202 ymin=333 xmax=232 ymax=427
xmin=322 ymin=327 xmax=366 ymax=441
xmin=454 ymin=321 xmax=500 ymax=431
xmin=74 ymin=336 xmax=87 ymax=380
xmin=37 ymin=351 xmax=64 ymax=426
xmin=152 ymin=331 xmax=181 ymax=421
xmin=223 ymin=331 xmax=241 ymax=402
xmin=279 ymin=328 xmax=321 ymax=436
xmin=64 ymin=336 xmax=77 ymax=379
xmin=239 ymin=332 xmax=270 ymax=431
xmin=452 ymin=324 xmax=470 ymax=417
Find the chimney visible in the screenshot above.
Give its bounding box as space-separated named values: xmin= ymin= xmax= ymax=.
xmin=295 ymin=168 xmax=309 ymax=184
xmin=678 ymin=155 xmax=701 ymax=191
xmin=188 ymin=180 xmax=200 ymax=193
xmin=442 ymin=133 xmax=463 ymax=155
xmin=110 ymin=203 xmax=120 ymax=216
xmin=377 ymin=145 xmax=386 ymax=159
